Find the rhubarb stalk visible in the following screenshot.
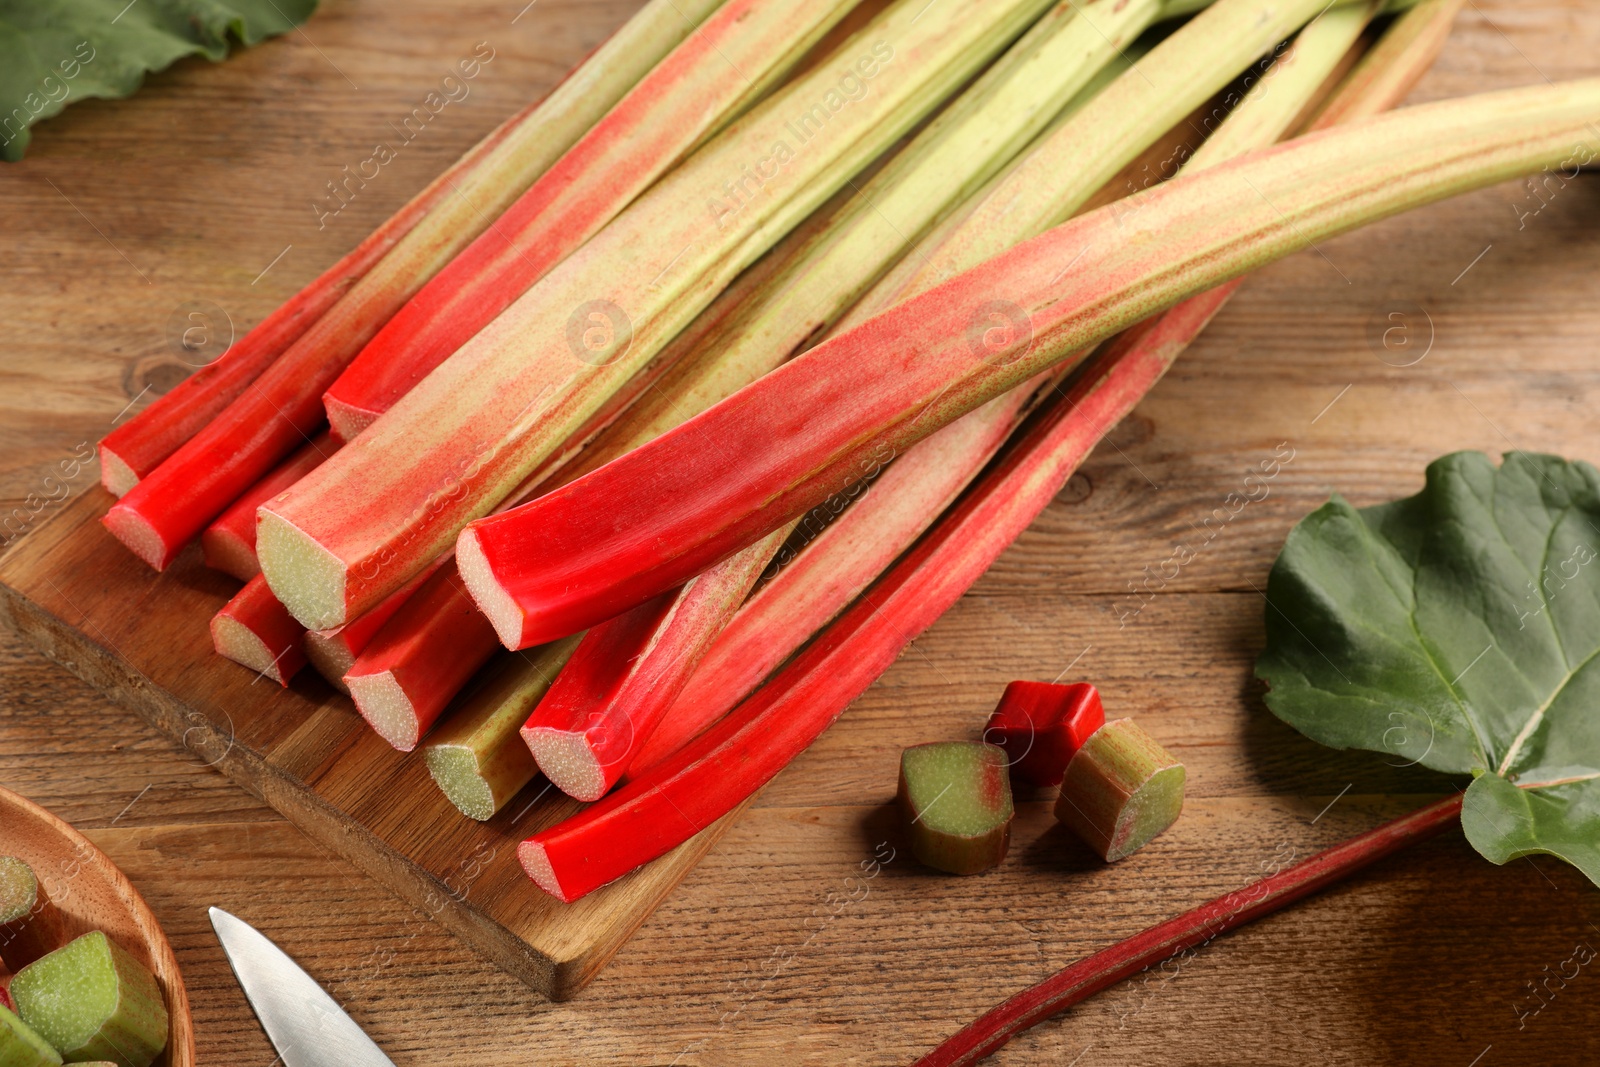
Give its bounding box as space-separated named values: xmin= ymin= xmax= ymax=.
xmin=423 ymin=638 xmax=581 ymax=820
xmin=210 ymin=575 xmax=307 ymax=686
xmin=319 ymin=0 xmax=860 ymax=440
xmin=914 ymin=795 xmax=1464 ymax=1065
xmin=462 ymin=78 xmax=1600 ymax=643
xmin=101 ymin=0 xmax=727 ymax=570
xmin=260 ymin=0 xmax=1063 ymax=630
xmin=201 ymin=432 xmax=339 ymax=580
xmin=302 ymin=559 xmax=446 ymax=693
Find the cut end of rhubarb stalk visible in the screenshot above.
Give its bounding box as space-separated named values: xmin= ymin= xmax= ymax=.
xmin=100 ymin=504 xmax=169 ymax=571
xmin=898 ymin=742 xmax=1014 ymax=875
xmin=200 ymin=526 xmax=260 ymax=582
xmin=347 ymin=669 xmax=421 ymax=751
xmin=457 ymin=527 xmax=525 ymax=649
xmin=1055 ymin=718 xmax=1185 ymax=863
xmin=256 ymin=508 xmax=347 ymax=630
xmin=323 ymin=394 xmax=381 ymax=444
xmin=0 ymin=857 xmax=37 ymax=925
xmin=985 ymin=680 xmax=1106 ymax=787
xmin=97 ymin=446 xmax=137 ymax=500
xmin=209 ymin=615 xmax=291 ymax=686
xmin=524 ymin=727 xmax=608 ymax=803
xmin=0 ymin=1002 xmax=61 ymax=1067
xmin=302 ymin=630 xmax=355 ymax=695
xmin=516 ymin=840 xmax=573 ymax=903
xmin=11 ymin=931 xmax=168 ymax=1067
xmin=424 ymin=746 xmax=496 ymax=822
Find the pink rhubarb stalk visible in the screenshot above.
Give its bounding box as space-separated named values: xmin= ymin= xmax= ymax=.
xmin=460 ymin=78 xmax=1600 ymax=644
xmin=93 ymin=103 xmax=530 ymax=498
xmin=516 ymin=298 xmax=1226 ymax=901
xmin=914 ymin=794 xmax=1464 ymax=1065
xmin=319 ymin=0 xmax=860 ymax=440
xmin=302 ymin=560 xmax=444 ymax=693
xmin=521 ymin=527 xmax=784 ymax=801
xmin=258 ymin=0 xmax=1059 ymax=631
xmin=201 ymin=432 xmax=340 ymax=580
xmin=211 ymin=575 xmax=308 ymax=686
xmin=344 ymin=560 xmax=501 ymax=751
xmin=101 ymin=0 xmax=726 ymax=570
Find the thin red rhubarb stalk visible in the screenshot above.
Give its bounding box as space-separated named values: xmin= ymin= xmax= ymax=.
xmin=319 ymin=0 xmax=860 ymax=440
xmin=94 ymin=102 xmax=533 ymax=498
xmin=461 ymin=79 xmax=1600 ymax=644
xmin=914 ymin=794 xmax=1464 ymax=1066
xmin=522 ymin=527 xmax=784 ymax=801
xmin=303 ymin=559 xmax=445 ymax=693
xmin=101 ymin=0 xmax=726 ymax=571
xmin=201 ymin=432 xmax=340 ymax=580
xmin=516 ymin=296 xmax=1225 ymax=901
xmin=259 ymin=0 xmax=1059 ymax=631
xmin=211 ymin=575 xmax=308 ymax=686
xmin=344 ymin=560 xmax=501 ymax=751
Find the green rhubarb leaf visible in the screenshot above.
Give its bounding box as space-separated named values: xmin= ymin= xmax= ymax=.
xmin=1256 ymin=451 xmax=1600 ymax=886
xmin=0 ymin=0 xmax=317 ymax=162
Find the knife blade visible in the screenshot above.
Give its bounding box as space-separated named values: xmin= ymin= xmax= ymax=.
xmin=209 ymin=906 xmax=396 ymax=1067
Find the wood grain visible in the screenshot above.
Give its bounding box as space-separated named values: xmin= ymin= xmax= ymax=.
xmin=0 ymin=0 xmax=1598 ymax=1063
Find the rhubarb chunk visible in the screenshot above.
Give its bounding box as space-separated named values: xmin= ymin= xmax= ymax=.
xmin=1055 ymin=719 xmax=1184 ymax=862
xmin=985 ymin=681 xmax=1106 ymax=787
xmin=899 ymin=743 xmax=1014 ymax=875
xmin=10 ymin=932 xmax=168 ymax=1067
xmin=0 ymin=859 xmax=63 ymax=973
xmin=0 ymin=1003 xmax=61 ymax=1067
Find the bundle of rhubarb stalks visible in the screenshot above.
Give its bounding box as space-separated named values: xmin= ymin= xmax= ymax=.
xmin=98 ymin=0 xmax=1595 ymax=909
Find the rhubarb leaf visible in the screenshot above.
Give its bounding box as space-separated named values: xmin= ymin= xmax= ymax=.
xmin=1256 ymin=451 xmax=1600 ymax=887
xmin=0 ymin=0 xmax=317 ymax=162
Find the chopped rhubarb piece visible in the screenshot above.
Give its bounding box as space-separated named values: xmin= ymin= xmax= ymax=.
xmin=1055 ymin=718 xmax=1185 ymax=862
xmin=201 ymin=432 xmax=339 ymax=580
xmin=424 ymin=638 xmax=580 ymax=820
xmin=899 ymin=742 xmax=1014 ymax=875
xmin=0 ymin=859 xmax=65 ymax=973
xmin=11 ymin=931 xmax=168 ymax=1067
xmin=0 ymin=1003 xmax=59 ymax=1067
xmin=210 ymin=575 xmax=307 ymax=686
xmin=344 ymin=561 xmax=500 ymax=751
xmin=986 ymin=681 xmax=1106 ymax=787
xmin=301 ymin=559 xmax=442 ymax=694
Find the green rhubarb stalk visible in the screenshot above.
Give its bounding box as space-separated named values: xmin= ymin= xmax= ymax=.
xmin=100 ymin=0 xmax=728 ymax=571
xmin=0 ymin=859 xmax=63 ymax=973
xmin=568 ymin=0 xmax=1180 ymax=465
xmin=10 ymin=933 xmax=167 ymax=1067
xmin=260 ymin=0 xmax=1064 ymax=631
xmin=1056 ymin=719 xmax=1186 ymax=862
xmin=900 ymin=742 xmax=1015 ymax=875
xmin=423 ymin=637 xmax=580 ymax=820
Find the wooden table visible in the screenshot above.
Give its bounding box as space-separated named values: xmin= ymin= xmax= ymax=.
xmin=2 ymin=1 xmax=1598 ymax=1062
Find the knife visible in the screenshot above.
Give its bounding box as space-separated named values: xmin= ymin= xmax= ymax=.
xmin=209 ymin=906 xmax=397 ymax=1067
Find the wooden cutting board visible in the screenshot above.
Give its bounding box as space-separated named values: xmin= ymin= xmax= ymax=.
xmin=0 ymin=487 xmax=738 ymax=999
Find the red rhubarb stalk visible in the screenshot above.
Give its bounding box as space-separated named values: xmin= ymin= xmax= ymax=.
xmin=201 ymin=432 xmax=340 ymax=580
xmin=344 ymin=560 xmax=501 ymax=751
xmin=259 ymin=0 xmax=1059 ymax=631
xmin=521 ymin=527 xmax=784 ymax=800
xmin=460 ymin=78 xmax=1600 ymax=644
xmin=302 ymin=559 xmax=445 ymax=693
xmin=914 ymin=794 xmax=1464 ymax=1065
xmin=516 ymin=298 xmax=1223 ymax=901
xmin=210 ymin=575 xmax=308 ymax=686
xmin=101 ymin=0 xmax=727 ymax=571
xmin=319 ymin=0 xmax=860 ymax=440
xmin=93 ymin=102 xmax=531 ymax=498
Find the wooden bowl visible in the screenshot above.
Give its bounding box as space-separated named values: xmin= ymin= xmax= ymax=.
xmin=0 ymin=785 xmax=194 ymax=1067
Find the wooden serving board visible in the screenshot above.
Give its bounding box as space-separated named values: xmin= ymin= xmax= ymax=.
xmin=0 ymin=487 xmax=738 ymax=1000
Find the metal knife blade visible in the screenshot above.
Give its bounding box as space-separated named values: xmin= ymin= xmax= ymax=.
xmin=209 ymin=906 xmax=396 ymax=1067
